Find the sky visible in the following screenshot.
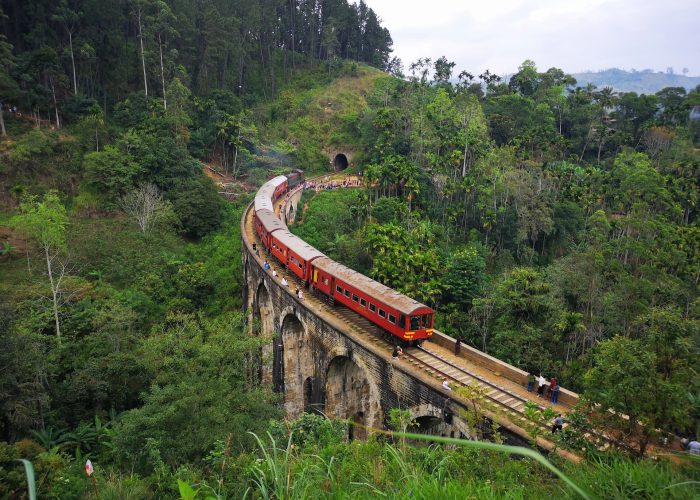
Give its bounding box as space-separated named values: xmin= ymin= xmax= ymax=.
xmin=364 ymin=0 xmax=700 ymax=78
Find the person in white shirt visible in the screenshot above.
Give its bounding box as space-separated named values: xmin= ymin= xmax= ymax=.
xmin=298 ymin=289 xmax=304 ymax=300
xmin=281 ymin=277 xmax=288 ymax=286
xmin=442 ymin=378 xmax=452 ymax=391
xmin=537 ymin=373 xmax=547 ymax=398
xmin=272 ymin=269 xmax=277 ymax=278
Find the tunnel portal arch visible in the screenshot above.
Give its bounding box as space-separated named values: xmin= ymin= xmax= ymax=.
xmin=333 ymin=153 xmax=349 ymax=171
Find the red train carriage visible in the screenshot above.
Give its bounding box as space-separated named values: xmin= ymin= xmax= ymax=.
xmin=271 ymin=177 xmax=289 ymax=200
xmin=270 ymin=230 xmax=325 ymax=281
xmin=256 ymin=175 xmax=289 ymax=212
xmin=254 ymin=209 xmax=285 ymax=250
xmin=310 ymin=257 xmax=434 ymax=344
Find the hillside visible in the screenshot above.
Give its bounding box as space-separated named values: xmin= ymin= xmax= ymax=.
xmin=2 ymin=0 xmax=700 ymax=496
xmin=573 ymin=68 xmax=700 ymax=93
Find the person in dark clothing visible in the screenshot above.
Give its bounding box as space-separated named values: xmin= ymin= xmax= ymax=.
xmin=551 ymin=382 xmax=561 ymax=404
xmin=552 ymin=414 xmax=563 ymax=433
xmin=455 ymin=338 xmax=461 ymax=355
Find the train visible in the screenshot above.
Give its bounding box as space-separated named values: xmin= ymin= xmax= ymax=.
xmin=252 ymin=169 xmax=435 ymax=345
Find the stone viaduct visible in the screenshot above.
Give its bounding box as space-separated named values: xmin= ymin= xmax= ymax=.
xmin=241 ymin=193 xmax=580 ymax=458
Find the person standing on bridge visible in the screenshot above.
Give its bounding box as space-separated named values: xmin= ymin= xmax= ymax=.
xmin=454 ymin=338 xmax=461 ymax=355
xmin=537 ymin=373 xmax=547 ymax=397
xmin=527 ymin=373 xmax=536 ymax=393
xmin=547 ymin=377 xmax=558 ymax=399
xmin=551 ymin=381 xmax=560 ymax=404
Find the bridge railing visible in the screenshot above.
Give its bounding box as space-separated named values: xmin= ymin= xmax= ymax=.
xmin=429 ymin=331 xmax=581 ymax=408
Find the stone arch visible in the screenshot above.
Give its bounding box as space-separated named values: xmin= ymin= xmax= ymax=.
xmin=325 ymin=355 xmax=374 ymax=440
xmin=333 ymin=153 xmax=349 ymax=171
xmin=407 ymin=403 xmax=472 ymax=439
xmin=277 ymin=311 xmax=313 ymax=416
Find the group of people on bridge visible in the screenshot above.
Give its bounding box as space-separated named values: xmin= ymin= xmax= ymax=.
xmin=260 ymin=252 xmax=304 ymax=301
xmin=527 ymin=372 xmax=561 ymax=404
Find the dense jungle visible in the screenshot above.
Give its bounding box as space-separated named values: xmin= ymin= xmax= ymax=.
xmin=0 ymin=0 xmax=699 ymax=497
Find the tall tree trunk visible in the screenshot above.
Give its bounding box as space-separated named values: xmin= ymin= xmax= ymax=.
xmin=69 ymin=31 xmax=78 ymax=95
xmin=159 ymin=33 xmax=167 ymax=109
xmin=45 ymin=247 xmax=61 ymax=341
xmin=50 ymin=77 xmax=61 ymax=129
xmin=0 ymin=102 xmax=6 ymax=137
xmin=137 ymin=7 xmax=148 ymax=97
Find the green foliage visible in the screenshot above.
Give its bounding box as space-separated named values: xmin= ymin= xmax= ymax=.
xmin=169 ymin=176 xmax=224 ymax=238
xmin=10 ymin=192 xmax=68 ymax=252
xmin=83 ymin=145 xmax=142 ymax=202
xmin=443 ymin=245 xmax=487 ymax=310
xmin=113 ymin=313 xmax=279 ymax=469
xmin=583 ymin=334 xmax=694 ymax=456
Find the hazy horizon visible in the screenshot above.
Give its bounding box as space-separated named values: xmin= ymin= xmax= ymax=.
xmin=365 ymin=0 xmax=700 ymax=78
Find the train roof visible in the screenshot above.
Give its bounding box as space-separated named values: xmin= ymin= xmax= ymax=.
xmin=312 ymin=257 xmax=432 ymax=316
xmin=256 ymin=209 xmax=285 ymax=233
xmin=267 ymin=175 xmax=288 ymax=189
xmin=274 ymin=230 xmax=326 ymax=262
xmin=254 ymin=175 xmax=289 ymax=211
xmin=254 ymin=193 xmax=274 ymax=212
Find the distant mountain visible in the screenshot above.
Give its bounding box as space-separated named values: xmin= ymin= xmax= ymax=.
xmin=572 ymin=68 xmax=700 ymax=94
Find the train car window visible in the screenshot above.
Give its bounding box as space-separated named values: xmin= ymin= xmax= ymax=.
xmin=369 ymin=303 xmax=376 ymax=313
xmin=410 ymin=316 xmax=420 ymax=330
xmin=422 ymin=314 xmax=430 ymax=328
xmin=352 ymin=294 xmax=359 ymax=302
xmin=360 ymin=298 xmax=366 ymax=307
xmin=378 ymin=309 xmax=386 ymax=318
xmin=388 ymin=314 xmax=396 ymax=324
xmin=298 ymin=262 xmax=303 ymax=269
xmin=336 ymin=285 xmax=342 ymax=293
xmin=344 ymin=290 xmax=350 ymax=298
xmin=399 ymin=315 xmax=405 ymax=327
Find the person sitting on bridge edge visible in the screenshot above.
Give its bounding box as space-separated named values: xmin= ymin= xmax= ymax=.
xmin=442 ymin=378 xmax=452 ymax=391
xmin=537 ymin=373 xmax=547 ymax=397
xmin=551 ymin=381 xmax=561 ymax=404
xmin=263 ymin=260 xmax=270 ymax=270
xmin=527 ymin=373 xmax=536 ymax=393
xmin=392 ymin=346 xmax=400 ymax=358
xmin=281 ymin=276 xmax=288 ymax=287
xmin=552 ymin=414 xmax=564 ymax=433
xmin=298 ymin=289 xmax=304 ymax=300
xmin=272 ymin=269 xmax=277 ymax=278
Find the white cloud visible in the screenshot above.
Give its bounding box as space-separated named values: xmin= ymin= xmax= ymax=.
xmin=365 ymin=0 xmax=700 ymax=76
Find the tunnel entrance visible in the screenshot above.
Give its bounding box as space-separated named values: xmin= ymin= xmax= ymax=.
xmin=333 ymin=153 xmax=349 ymax=171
